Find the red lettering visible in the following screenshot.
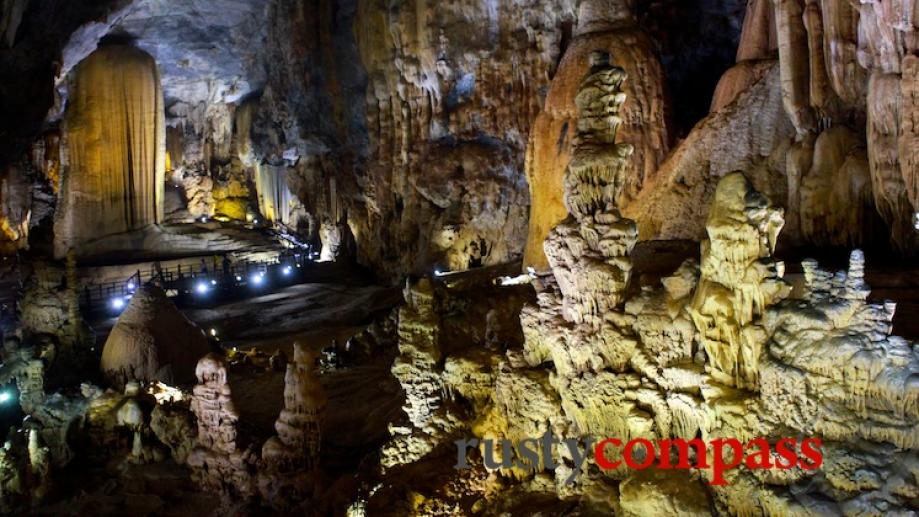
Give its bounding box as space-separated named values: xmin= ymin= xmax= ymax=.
xmin=594 ymin=438 xmax=622 ymax=470
xmin=624 ymin=438 xmax=655 ymax=470
xmin=775 ymin=438 xmax=798 ymax=469
xmin=657 ymin=438 xmax=708 ymax=469
xmin=799 ymin=438 xmax=823 ymax=471
xmin=710 ymin=438 xmax=743 ymax=486
xmin=744 ymin=438 xmax=773 ymax=469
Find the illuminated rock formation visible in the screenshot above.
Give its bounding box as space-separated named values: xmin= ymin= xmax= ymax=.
xmin=711 ymin=0 xmax=777 ymax=112
xmin=689 ymin=172 xmax=789 ymax=389
xmin=54 ymin=43 xmax=166 ymax=258
xmin=374 ymin=167 xmax=919 ymax=513
xmin=100 ymin=286 xmax=210 ymax=388
xmin=0 ymin=428 xmax=52 ymax=513
xmin=622 ymin=62 xmax=794 ymax=242
xmin=544 ymin=50 xmax=638 ymax=322
xmin=259 ymin=343 xmax=326 ymax=509
xmin=762 ymin=250 xmax=919 ymax=448
xmin=627 ymin=0 xmax=919 ymax=253
xmin=187 ymin=353 xmax=257 ymax=500
xmin=523 ymin=0 xmax=669 ymax=270
xmin=382 ymin=278 xmax=451 ymax=467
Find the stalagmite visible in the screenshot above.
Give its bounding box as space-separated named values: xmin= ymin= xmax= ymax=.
xmin=187 ymin=353 xmax=257 ymax=500
xmin=689 ymin=172 xmax=789 ymax=389
xmin=381 ymin=278 xmax=459 ymax=468
xmin=544 ymin=50 xmax=638 ymax=322
xmin=259 ymin=343 xmax=327 ymax=509
xmin=54 ymin=43 xmax=166 ymax=258
xmin=264 ymin=344 xmax=325 ymax=468
xmin=522 ymin=0 xmax=669 ymax=270
xmin=100 ymin=286 xmax=211 ymax=388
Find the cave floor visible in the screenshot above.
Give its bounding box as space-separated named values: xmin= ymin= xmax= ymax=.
xmin=39 ymin=261 xmax=404 ymax=516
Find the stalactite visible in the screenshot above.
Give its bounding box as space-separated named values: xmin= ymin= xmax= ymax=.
xmin=772 ymin=0 xmax=815 ymax=134
xmin=819 ymin=0 xmax=866 ymax=105
xmin=254 ymin=163 xmax=292 ymax=225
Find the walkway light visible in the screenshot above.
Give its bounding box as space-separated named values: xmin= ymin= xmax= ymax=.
xmin=195 ymin=281 xmax=209 ymax=294
xmin=111 ymin=297 xmax=126 ymax=311
xmin=0 ymin=391 xmax=11 ymax=404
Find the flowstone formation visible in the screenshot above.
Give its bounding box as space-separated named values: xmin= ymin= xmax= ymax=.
xmin=689 ymin=173 xmax=788 ymax=390
xmin=362 ymin=57 xmax=919 ymax=514
xmin=54 ymin=42 xmax=166 ymax=258
xmin=626 ymin=0 xmax=919 ymax=254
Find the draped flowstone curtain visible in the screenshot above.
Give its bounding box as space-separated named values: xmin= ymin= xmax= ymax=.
xmin=255 ymin=164 xmax=292 ymax=226
xmin=55 ymin=43 xmax=166 ymax=258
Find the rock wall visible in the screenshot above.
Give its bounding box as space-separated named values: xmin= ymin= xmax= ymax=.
xmin=630 ymin=0 xmax=919 ymax=253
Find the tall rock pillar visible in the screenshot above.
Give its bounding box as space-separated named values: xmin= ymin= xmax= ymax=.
xmin=522 ymin=0 xmax=669 ymax=271
xmin=54 ymin=43 xmax=166 ymax=258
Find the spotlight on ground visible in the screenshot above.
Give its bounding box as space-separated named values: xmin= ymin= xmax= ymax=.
xmin=111 ymin=297 xmax=126 ymax=311
xmin=195 ymin=281 xmax=209 ymax=294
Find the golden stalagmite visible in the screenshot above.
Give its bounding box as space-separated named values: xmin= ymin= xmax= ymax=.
xmin=55 ymin=43 xmax=166 ymax=258
xmin=522 ymin=0 xmax=669 ymax=271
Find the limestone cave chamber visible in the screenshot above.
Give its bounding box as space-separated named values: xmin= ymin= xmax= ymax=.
xmin=1 ymin=0 xmax=919 ymax=515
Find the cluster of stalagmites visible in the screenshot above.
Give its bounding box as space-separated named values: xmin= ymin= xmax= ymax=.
xmin=185 ymin=345 xmax=327 ymax=511
xmin=0 ymin=333 xmax=327 ymax=513
xmin=375 ymin=56 xmax=919 ymax=515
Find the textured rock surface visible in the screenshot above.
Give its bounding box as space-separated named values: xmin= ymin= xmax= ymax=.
xmin=259 ymin=343 xmax=326 ymax=510
xmin=362 ymin=65 xmax=919 ymax=514
xmin=100 ymin=286 xmax=210 ymax=387
xmin=629 ymin=0 xmax=919 ymax=253
xmin=187 ymin=353 xmax=257 ymax=501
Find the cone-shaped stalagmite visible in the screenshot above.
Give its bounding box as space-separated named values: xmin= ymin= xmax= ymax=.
xmin=55 ymin=43 xmax=166 ymax=258
xmin=101 ymin=286 xmax=210 ymax=387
